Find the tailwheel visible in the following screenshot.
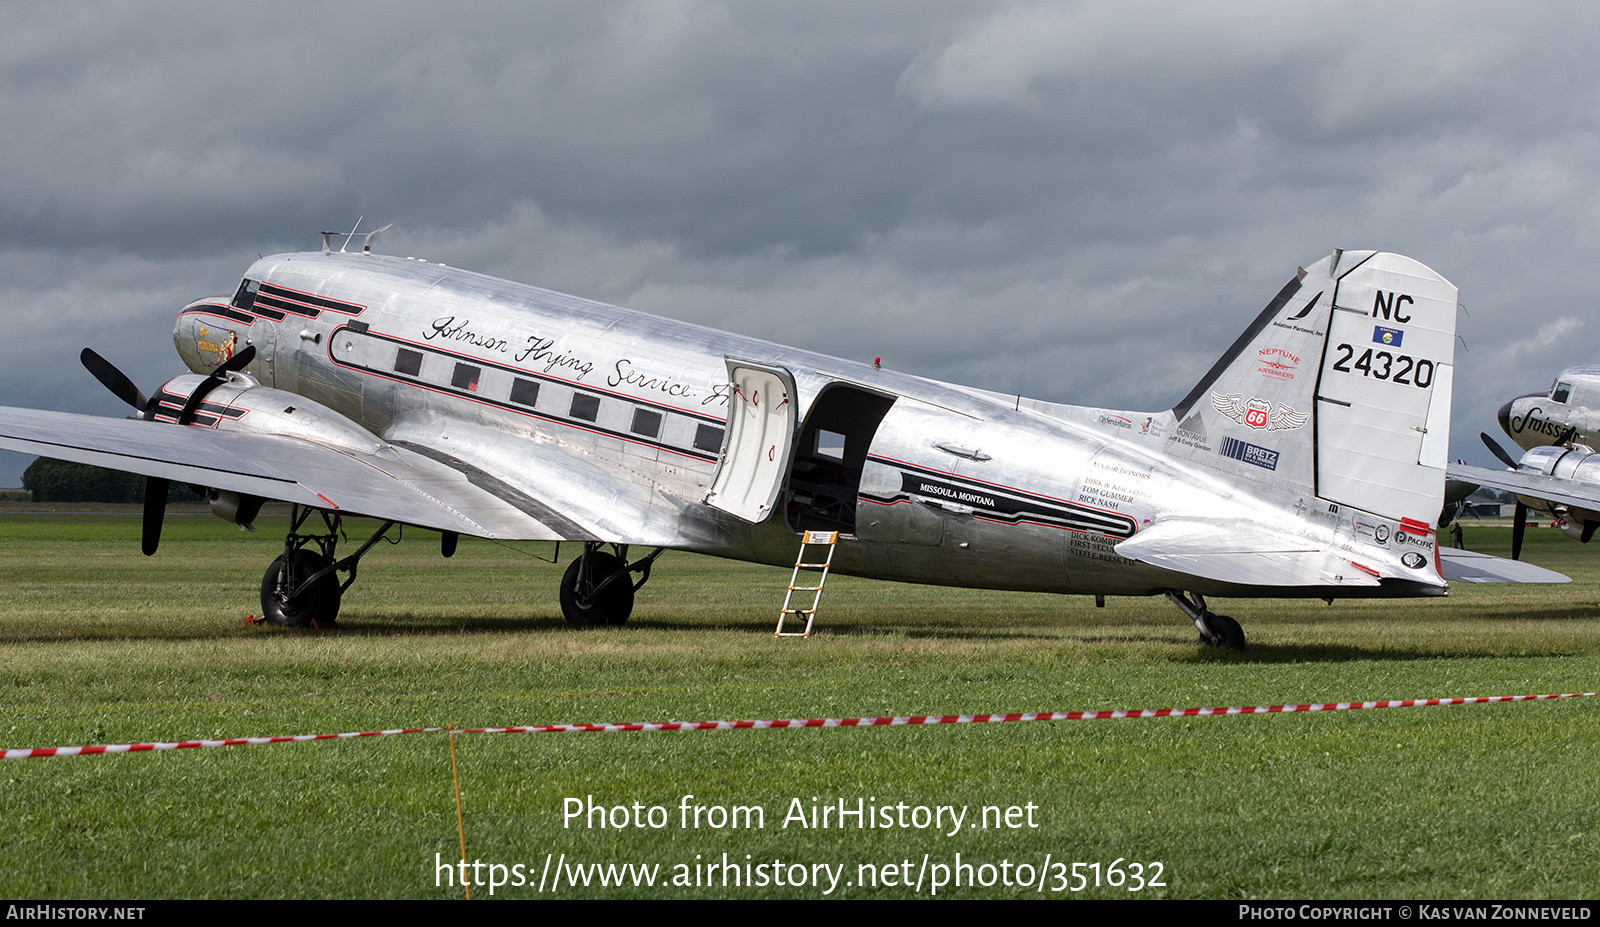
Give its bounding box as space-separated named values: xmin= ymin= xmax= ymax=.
xmin=1202 ymin=614 xmax=1245 ymax=650
xmin=1165 ymin=590 xmax=1248 ymax=651
xmin=261 ymin=550 xmax=342 ymax=628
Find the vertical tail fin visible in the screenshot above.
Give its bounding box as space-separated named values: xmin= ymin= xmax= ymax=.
xmin=1166 ymin=250 xmax=1456 ymax=531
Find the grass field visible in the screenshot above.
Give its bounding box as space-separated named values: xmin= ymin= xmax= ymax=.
xmin=1 ymin=510 xmax=1596 ymax=899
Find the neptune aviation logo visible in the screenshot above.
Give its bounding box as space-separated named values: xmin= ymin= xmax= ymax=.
xmin=1372 ymin=326 xmax=1403 ymax=347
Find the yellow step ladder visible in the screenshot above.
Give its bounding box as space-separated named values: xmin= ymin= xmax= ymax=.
xmin=776 ymin=530 xmax=839 ymax=637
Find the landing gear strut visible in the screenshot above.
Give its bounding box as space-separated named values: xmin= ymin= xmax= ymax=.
xmin=1165 ymin=591 xmax=1246 ymax=650
xmin=559 ymin=543 xmax=665 ymax=627
xmin=259 ymin=505 xmax=396 ymax=628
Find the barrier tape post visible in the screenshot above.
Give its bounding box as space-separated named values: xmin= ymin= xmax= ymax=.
xmin=449 ymin=723 xmax=470 ymax=901
xmin=3 ymin=692 xmax=1593 ymax=759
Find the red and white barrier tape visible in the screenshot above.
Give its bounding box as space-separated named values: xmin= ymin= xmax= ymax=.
xmin=4 ymin=692 xmax=1593 ymax=759
xmin=2 ymin=727 xmax=442 ymax=759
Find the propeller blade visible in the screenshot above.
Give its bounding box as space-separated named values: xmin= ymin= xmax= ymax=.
xmin=1481 ymin=432 xmax=1520 ymax=469
xmin=142 ymin=477 xmax=168 ymax=556
xmin=1512 ymin=500 xmax=1526 ymax=561
xmin=176 ymin=345 xmax=260 ymax=425
xmin=217 ymin=344 xmax=257 ymax=375
xmin=80 ymin=348 xmax=149 ymax=413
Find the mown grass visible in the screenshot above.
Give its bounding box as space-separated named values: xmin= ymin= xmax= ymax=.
xmin=0 ymin=514 xmax=1597 ymax=899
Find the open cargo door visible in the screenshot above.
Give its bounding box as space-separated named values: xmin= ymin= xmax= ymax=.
xmin=703 ymin=359 xmax=798 ymax=523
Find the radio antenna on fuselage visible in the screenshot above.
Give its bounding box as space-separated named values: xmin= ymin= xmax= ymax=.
xmin=338 ymin=217 xmax=364 ymax=253
xmin=362 ymin=223 xmax=394 ymax=254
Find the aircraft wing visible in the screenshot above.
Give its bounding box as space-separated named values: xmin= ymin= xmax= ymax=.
xmin=1447 ymin=462 xmax=1600 ymax=512
xmin=0 ymin=406 xmax=580 ymax=540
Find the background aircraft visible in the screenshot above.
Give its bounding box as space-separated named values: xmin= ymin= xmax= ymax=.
xmin=0 ymin=242 xmax=1562 ymax=648
xmin=1498 ymin=366 xmax=1600 ymax=452
xmin=1448 ymin=365 xmax=1600 ymax=560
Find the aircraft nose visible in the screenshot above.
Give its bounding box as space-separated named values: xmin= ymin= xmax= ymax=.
xmin=1498 ymin=399 xmax=1514 ymax=438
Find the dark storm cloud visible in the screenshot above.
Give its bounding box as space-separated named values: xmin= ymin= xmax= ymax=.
xmin=3 ymin=1 xmax=1600 ymax=487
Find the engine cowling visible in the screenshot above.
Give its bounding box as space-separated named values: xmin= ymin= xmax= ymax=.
xmin=1517 ymin=443 xmax=1600 ymax=528
xmin=148 ymin=371 xmax=388 ymax=527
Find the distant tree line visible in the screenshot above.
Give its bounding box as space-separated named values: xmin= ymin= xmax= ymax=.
xmin=19 ymin=459 xmax=205 ymax=504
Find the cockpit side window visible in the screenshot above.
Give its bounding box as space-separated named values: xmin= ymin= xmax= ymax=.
xmin=1553 ymin=382 xmax=1572 ymax=403
xmin=231 ymin=278 xmax=260 ymax=312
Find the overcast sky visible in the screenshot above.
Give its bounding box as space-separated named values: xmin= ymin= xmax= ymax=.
xmin=3 ymin=1 xmax=1598 ymax=486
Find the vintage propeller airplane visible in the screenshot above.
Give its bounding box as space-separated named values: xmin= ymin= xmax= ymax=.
xmin=0 ymin=239 xmax=1564 ymax=648
xmin=1447 ymin=365 xmax=1600 ymax=561
xmin=1497 ymin=366 xmax=1600 ymax=452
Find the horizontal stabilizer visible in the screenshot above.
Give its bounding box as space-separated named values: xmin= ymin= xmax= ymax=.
xmin=1437 ymin=548 xmax=1569 ymax=584
xmin=1115 ymin=519 xmax=1382 ymax=587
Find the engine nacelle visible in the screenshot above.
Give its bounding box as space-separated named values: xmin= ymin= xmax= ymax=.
xmin=150 ymin=371 xmax=391 ymax=527
xmin=1557 ymin=518 xmax=1592 ymax=543
xmin=207 ymin=489 xmax=265 ymax=530
xmin=1517 ymin=443 xmax=1600 ymax=523
xmin=151 ymin=371 xmax=387 ymax=453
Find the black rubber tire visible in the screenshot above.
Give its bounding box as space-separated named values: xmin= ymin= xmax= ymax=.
xmin=1204 ymin=614 xmax=1246 ymax=650
xmin=260 ymin=550 xmax=342 ymax=628
xmin=560 ymin=552 xmax=634 ymax=627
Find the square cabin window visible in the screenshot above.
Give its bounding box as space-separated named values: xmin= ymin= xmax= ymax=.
xmin=394 ymin=348 xmax=423 ymax=377
xmin=815 ymin=429 xmax=846 ymax=461
xmin=631 ymin=408 xmax=663 ymax=438
xmin=451 ymin=363 xmax=481 ymax=392
xmin=570 ymin=393 xmax=601 ymax=422
xmin=693 ymin=424 xmax=725 ymax=452
xmin=510 ymin=378 xmax=540 ymax=407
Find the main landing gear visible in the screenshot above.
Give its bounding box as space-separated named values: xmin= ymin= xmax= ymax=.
xmin=559 ymin=542 xmax=665 ymax=627
xmin=259 ymin=505 xmax=398 ymax=628
xmin=1165 ymin=591 xmax=1246 ymax=650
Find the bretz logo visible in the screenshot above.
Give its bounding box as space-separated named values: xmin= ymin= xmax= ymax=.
xmin=1402 ymin=552 xmax=1427 ymax=569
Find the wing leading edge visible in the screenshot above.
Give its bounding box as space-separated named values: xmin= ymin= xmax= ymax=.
xmin=1447 ymin=462 xmax=1600 ymax=513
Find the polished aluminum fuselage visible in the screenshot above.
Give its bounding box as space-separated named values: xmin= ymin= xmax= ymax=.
xmin=171 ymin=251 xmax=1304 ymax=598
xmin=1500 ymin=364 xmax=1600 ymax=452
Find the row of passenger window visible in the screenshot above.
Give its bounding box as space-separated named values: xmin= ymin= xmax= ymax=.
xmin=392 ymin=347 xmax=724 ymax=453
